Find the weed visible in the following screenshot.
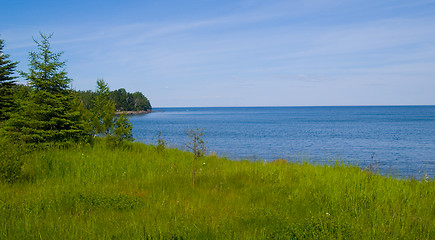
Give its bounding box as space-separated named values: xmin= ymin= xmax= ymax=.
xmin=365 ymin=152 xmax=380 ymax=175
xmin=156 ymin=131 xmax=167 ymax=152
xmin=186 ymin=128 xmax=206 ymax=187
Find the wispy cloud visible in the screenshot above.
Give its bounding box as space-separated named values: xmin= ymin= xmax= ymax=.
xmin=2 ymin=0 xmax=434 ymax=106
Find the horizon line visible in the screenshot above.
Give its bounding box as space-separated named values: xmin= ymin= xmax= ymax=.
xmin=152 ymin=104 xmax=435 ymax=108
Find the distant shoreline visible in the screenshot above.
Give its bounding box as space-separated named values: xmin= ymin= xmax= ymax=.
xmin=114 ymin=109 xmax=151 ymax=115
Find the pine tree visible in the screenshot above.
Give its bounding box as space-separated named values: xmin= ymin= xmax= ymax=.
xmin=0 ymin=38 xmax=19 ymax=121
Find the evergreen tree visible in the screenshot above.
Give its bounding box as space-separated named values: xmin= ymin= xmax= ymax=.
xmin=108 ymin=114 xmax=134 ymax=147
xmin=0 ymin=38 xmax=19 ymax=121
xmin=4 ymin=33 xmax=91 ymax=145
xmin=91 ymin=79 xmax=134 ymax=146
xmin=22 ymin=33 xmax=70 ymax=93
xmin=91 ymin=79 xmax=116 ymax=136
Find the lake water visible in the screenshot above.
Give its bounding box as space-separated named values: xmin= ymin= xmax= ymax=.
xmin=130 ymin=106 xmax=435 ymax=179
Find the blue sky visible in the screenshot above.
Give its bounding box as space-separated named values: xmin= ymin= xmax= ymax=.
xmin=1 ymin=0 xmax=435 ymax=107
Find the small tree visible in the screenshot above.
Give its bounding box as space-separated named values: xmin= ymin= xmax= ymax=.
xmin=186 ymin=128 xmax=206 ymax=187
xmin=0 ymin=38 xmax=19 ymax=121
xmin=91 ymin=79 xmax=116 ymax=136
xmin=107 ymin=113 xmax=134 ymax=148
xmin=91 ymin=79 xmax=134 ymax=147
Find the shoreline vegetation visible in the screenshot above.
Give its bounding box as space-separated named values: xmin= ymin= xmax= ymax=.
xmin=78 ymin=88 xmax=152 ymax=114
xmin=114 ymin=109 xmax=151 ymax=115
xmin=0 ymin=140 xmax=434 ymax=239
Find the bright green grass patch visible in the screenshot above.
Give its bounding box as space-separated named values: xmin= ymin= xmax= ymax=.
xmin=1 ymin=141 xmax=434 ymax=239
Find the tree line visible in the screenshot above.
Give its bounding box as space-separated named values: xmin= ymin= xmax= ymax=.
xmin=78 ymin=87 xmax=151 ymax=112
xmin=0 ymin=33 xmax=150 ymax=149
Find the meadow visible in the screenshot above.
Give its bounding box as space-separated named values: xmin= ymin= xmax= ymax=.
xmin=1 ymin=140 xmax=434 ymax=239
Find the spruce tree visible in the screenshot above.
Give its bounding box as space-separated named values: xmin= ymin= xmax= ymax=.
xmin=0 ymin=38 xmax=19 ymax=121
xmin=5 ymin=33 xmax=90 ymax=145
xmin=22 ymin=33 xmax=70 ymax=93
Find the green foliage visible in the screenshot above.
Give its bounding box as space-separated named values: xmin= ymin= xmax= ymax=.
xmin=77 ymin=90 xmax=95 ymax=109
xmin=0 ymin=136 xmax=34 ymax=183
xmin=129 ymin=91 xmax=151 ymax=111
xmin=110 ymin=88 xmax=128 ymax=110
xmin=3 ymin=33 xmax=91 ymax=145
xmin=4 ymin=89 xmax=90 ymax=145
xmin=91 ymin=79 xmax=115 ymax=136
xmin=0 ymin=38 xmax=19 ymax=121
xmin=186 ymin=128 xmax=206 ymax=159
xmin=0 ymin=142 xmax=433 ymax=239
xmin=73 ymin=193 xmax=143 ymax=211
xmin=113 ymin=114 xmax=133 ymax=141
xmin=186 ymin=128 xmax=206 ymax=187
xmin=11 ymin=84 xmax=32 ymax=101
xmin=90 ymin=79 xmax=134 ymax=147
xmin=1 ymin=35 xmax=141 ymax=149
xmin=0 ymin=137 xmax=23 ymax=183
xmin=78 ymin=88 xmax=152 ymax=112
xmin=110 ymin=88 xmax=151 ymax=111
xmin=68 ymin=92 xmax=94 ymax=143
xmin=20 ymin=33 xmax=71 ymax=93
xmin=107 ymin=114 xmax=134 ymax=148
xmin=156 ymin=131 xmax=167 ymax=152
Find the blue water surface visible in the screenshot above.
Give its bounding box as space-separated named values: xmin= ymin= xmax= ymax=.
xmin=130 ymin=106 xmax=435 ymax=179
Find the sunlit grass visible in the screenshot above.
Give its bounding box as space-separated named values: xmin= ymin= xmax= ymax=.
xmin=1 ymin=140 xmax=434 ymax=239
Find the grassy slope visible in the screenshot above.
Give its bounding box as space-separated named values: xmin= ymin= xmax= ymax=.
xmin=1 ymin=141 xmax=434 ymax=239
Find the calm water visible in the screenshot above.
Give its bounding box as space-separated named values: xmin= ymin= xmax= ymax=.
xmin=130 ymin=106 xmax=435 ymax=179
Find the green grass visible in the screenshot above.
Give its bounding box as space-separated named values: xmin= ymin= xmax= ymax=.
xmin=1 ymin=140 xmax=434 ymax=239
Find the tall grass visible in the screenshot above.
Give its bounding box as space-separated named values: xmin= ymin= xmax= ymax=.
xmin=0 ymin=140 xmax=434 ymax=239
